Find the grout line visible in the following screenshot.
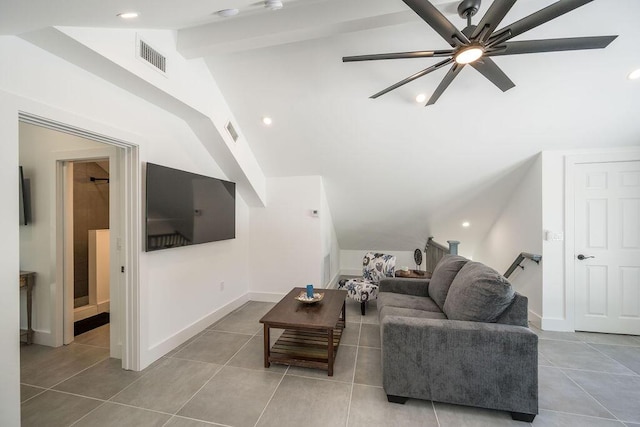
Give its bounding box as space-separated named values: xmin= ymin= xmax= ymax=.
xmin=586 ymin=343 xmax=640 ymax=376
xmin=46 ymin=354 xmax=111 ymax=390
xmin=253 ymin=365 xmax=290 ymax=427
xmin=432 ymin=400 xmax=441 ymax=427
xmin=539 ymin=408 xmax=630 ymax=424
xmin=344 ymin=322 xmax=362 ymax=427
xmin=557 ymin=367 xmax=621 ymax=422
xmin=554 ymin=365 xmax=638 ymax=377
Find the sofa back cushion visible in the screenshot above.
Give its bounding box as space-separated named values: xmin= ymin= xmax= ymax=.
xmin=428 ymin=255 xmax=470 ymax=310
xmin=443 ymin=261 xmax=515 ymax=323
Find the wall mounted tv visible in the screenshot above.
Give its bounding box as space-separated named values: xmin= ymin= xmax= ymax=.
xmin=145 ymin=163 xmax=236 ymax=252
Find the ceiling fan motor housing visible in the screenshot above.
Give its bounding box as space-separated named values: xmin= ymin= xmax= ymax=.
xmin=458 ymin=0 xmax=481 ymax=19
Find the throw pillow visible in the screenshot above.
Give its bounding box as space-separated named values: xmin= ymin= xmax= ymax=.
xmin=443 ymin=261 xmax=515 ymax=323
xmin=428 ymin=254 xmax=470 ymax=310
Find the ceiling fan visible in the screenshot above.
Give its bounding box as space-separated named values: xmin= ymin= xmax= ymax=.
xmin=342 ymin=0 xmax=618 ymax=106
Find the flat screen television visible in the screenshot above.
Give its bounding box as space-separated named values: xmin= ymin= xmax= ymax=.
xmin=145 ymin=163 xmax=235 ymax=251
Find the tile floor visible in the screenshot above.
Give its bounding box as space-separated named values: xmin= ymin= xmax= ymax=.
xmin=20 ymin=300 xmax=640 ymax=427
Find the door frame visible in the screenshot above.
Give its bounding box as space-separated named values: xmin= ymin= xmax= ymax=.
xmin=564 ymin=149 xmax=640 ymax=332
xmin=20 ymin=112 xmax=141 ymax=370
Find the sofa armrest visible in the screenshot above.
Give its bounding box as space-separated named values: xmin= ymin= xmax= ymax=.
xmin=379 ymin=277 xmax=430 ymax=297
xmin=381 ymin=316 xmax=538 ymax=415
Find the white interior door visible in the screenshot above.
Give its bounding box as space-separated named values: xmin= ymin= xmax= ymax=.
xmin=574 ymin=161 xmax=640 ymax=335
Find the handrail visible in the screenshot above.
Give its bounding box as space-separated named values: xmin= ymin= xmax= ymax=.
xmin=504 ymin=252 xmax=541 ymax=278
xmin=424 ymin=237 xmax=461 ymax=273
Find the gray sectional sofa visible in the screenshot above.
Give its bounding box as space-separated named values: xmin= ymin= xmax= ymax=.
xmin=378 ymin=255 xmax=538 ymax=422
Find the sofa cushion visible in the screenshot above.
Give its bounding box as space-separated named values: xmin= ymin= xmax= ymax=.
xmin=378 ymin=292 xmax=442 ymax=313
xmin=428 ymin=255 xmax=470 ymax=310
xmin=380 ymin=305 xmax=447 ymax=320
xmin=443 ymin=261 xmax=515 ymax=322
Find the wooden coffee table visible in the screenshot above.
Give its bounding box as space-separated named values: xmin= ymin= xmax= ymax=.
xmin=260 ymin=287 xmax=347 ymax=376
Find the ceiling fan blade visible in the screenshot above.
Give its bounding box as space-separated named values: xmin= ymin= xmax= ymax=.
xmin=426 ymin=63 xmax=464 ymax=105
xmin=371 ymin=58 xmax=454 ymax=99
xmin=487 ymin=35 xmax=618 ymax=56
xmin=489 ymin=0 xmax=594 ymax=44
xmin=343 ymin=49 xmax=455 ymax=62
xmin=471 ymin=0 xmax=517 ymax=41
xmin=470 ymin=58 xmax=515 ymax=92
xmin=402 ymin=0 xmax=469 ymax=47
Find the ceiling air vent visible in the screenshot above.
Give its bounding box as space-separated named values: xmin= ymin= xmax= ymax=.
xmin=138 ymin=38 xmax=166 ymax=74
xmin=226 ymin=121 xmax=239 ymax=142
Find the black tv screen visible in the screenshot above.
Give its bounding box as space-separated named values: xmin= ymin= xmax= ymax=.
xmin=145 ymin=163 xmax=235 ymax=251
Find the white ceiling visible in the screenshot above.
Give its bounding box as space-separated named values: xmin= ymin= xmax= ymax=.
xmin=3 ymin=0 xmax=640 ymax=255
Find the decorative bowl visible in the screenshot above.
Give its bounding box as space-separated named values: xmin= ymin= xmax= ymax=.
xmin=295 ymin=292 xmax=324 ymax=304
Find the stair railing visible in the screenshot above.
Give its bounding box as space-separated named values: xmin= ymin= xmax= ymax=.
xmin=504 ymin=252 xmax=542 ymax=278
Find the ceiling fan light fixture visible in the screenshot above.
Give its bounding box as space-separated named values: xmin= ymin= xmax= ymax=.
xmin=454 ymin=46 xmax=484 ymax=65
xmin=415 ymin=93 xmax=427 ymax=103
xmin=628 ymin=68 xmax=640 ymax=80
xmin=117 ymin=12 xmax=139 ymax=19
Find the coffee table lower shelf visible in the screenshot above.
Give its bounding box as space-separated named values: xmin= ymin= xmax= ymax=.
xmin=268 ymin=320 xmax=345 ymax=373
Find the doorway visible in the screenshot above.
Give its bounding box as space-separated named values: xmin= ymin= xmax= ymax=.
xmin=18 ymin=114 xmax=140 ymax=370
xmin=64 ymin=159 xmax=112 ymax=339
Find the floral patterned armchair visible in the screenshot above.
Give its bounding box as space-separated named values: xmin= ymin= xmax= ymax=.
xmin=338 ymin=252 xmax=396 ymax=315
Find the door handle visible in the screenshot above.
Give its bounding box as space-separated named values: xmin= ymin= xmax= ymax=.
xmin=577 ymin=254 xmax=595 ymax=260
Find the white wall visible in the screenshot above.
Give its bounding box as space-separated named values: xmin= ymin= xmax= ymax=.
xmin=474 ymin=154 xmax=543 ymax=323
xmin=249 ymin=176 xmax=327 ymax=299
xmin=320 ymin=178 xmax=340 ymax=286
xmin=0 ymin=34 xmax=255 ymax=424
xmin=0 ymin=92 xmax=22 ymax=427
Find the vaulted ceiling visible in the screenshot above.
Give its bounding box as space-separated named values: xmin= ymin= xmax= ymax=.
xmin=3 ymin=0 xmax=640 ymax=255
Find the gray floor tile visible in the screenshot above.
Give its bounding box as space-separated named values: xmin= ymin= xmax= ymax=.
xmin=576 ymin=332 xmax=640 ymax=347
xmin=564 ymin=369 xmax=640 ymax=423
xmin=361 ymin=301 xmax=380 ymax=325
xmin=227 ymin=335 xmax=287 ymax=373
xmin=590 ymin=344 xmax=640 ymax=375
xmin=20 ymin=343 xmax=110 ymax=388
xmin=179 ymin=366 xmax=282 ymax=427
xmin=539 ymin=339 xmax=635 ymax=375
xmin=256 ymin=375 xmax=351 ymax=427
xmin=354 ymin=346 xmax=382 ymax=386
xmin=530 ymin=325 xmax=582 ymax=342
xmin=20 ymin=390 xmax=102 ymax=427
xmin=166 ymin=416 xmax=225 ymax=426
xmin=111 ymin=358 xmax=220 ymax=414
xmin=210 ymin=304 xmax=267 ymax=335
xmin=348 ymin=384 xmax=438 ymax=427
xmin=625 ymin=423 xmax=640 ymax=427
xmin=74 ymin=402 xmax=170 ymax=426
xmin=434 ymin=402 xmax=524 ymax=426
xmin=341 ymin=322 xmax=361 ymax=346
xmin=287 ymin=343 xmax=357 ymax=382
xmin=20 ymin=384 xmax=45 ymax=402
xmin=74 ymin=324 xmax=110 ymax=348
xmin=359 ymin=323 xmax=381 ymax=348
xmin=165 ymin=331 xmax=208 ymax=357
xmin=538 ymin=366 xmax=614 ymax=418
xmin=539 ymin=351 xmax=554 ymax=366
xmin=172 ymin=331 xmax=252 ymax=364
xmin=237 ymin=301 xmax=276 ymax=318
xmin=532 ymin=410 xmax=626 ymax=426
xmin=53 ymin=357 xmax=144 ymax=400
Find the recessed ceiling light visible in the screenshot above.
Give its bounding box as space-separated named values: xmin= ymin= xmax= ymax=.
xmin=117 ymin=12 xmax=139 ymax=19
xmin=262 ymin=116 xmax=273 ymax=126
xmin=265 ymin=0 xmax=283 ymax=10
xmin=628 ymin=68 xmax=640 ymax=80
xmin=462 ymin=221 xmax=470 ymax=228
xmin=216 ymin=8 xmax=239 ymax=18
xmin=415 ymin=93 xmax=426 ymax=103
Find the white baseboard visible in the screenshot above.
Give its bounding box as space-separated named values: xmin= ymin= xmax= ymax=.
xmin=528 ymin=310 xmax=542 ymax=329
xmin=541 ymin=317 xmax=574 ymax=332
xmin=326 ymin=271 xmax=342 ymax=289
xmin=145 ymin=293 xmax=250 ymax=368
xmin=30 ymin=329 xmax=55 ymax=347
xmin=248 ymin=292 xmax=287 ymax=303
